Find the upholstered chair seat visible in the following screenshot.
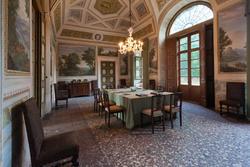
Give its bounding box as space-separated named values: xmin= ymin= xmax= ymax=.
xmin=142 ymin=109 xmax=163 ymax=117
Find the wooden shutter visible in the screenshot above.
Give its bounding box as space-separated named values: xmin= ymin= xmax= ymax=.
xmin=165 ymin=37 xmax=178 ymax=92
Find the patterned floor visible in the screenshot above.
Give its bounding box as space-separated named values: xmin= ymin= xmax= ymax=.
xmin=43 ymin=97 xmax=250 ymax=167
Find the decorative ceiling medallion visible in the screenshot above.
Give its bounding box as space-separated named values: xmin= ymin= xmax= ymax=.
xmin=135 ymin=1 xmax=149 ymax=19
xmin=93 ymin=33 xmax=103 ymax=41
xmin=85 ymin=12 xmax=99 ymax=24
xmin=94 ymin=0 xmax=123 ymax=15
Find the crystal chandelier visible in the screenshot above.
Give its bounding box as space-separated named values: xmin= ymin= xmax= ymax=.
xmin=118 ymin=0 xmax=143 ymax=55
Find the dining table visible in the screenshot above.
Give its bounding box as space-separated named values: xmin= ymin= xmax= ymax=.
xmin=106 ymin=88 xmax=173 ymax=129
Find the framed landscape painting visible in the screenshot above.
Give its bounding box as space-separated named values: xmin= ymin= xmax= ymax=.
xmin=58 ymin=44 xmax=96 ymax=76
xmin=148 ymin=38 xmax=158 ymax=74
xmin=6 ymin=0 xmax=31 ymax=74
xmin=98 ymin=46 xmax=118 ymax=57
xmin=218 ymin=3 xmax=246 ymax=72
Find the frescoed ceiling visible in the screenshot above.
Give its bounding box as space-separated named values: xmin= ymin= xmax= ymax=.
xmin=50 ymin=0 xmax=231 ymax=43
xmin=50 ymin=0 xmax=157 ymax=41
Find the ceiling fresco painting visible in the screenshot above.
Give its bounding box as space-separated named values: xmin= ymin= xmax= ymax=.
xmin=51 ymin=0 xmax=156 ymax=41
xmin=50 ymin=0 xmax=229 ymax=43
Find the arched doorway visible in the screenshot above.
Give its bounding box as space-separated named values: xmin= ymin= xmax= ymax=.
xmin=164 ymin=2 xmax=215 ymax=107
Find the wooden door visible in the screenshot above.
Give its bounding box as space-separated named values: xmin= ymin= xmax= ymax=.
xmin=177 ymin=32 xmax=201 ymax=103
xmin=165 ymin=38 xmax=177 ymax=92
xmin=101 ymin=61 xmax=116 ymax=89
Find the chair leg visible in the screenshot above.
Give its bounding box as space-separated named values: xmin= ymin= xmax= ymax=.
xmin=94 ymin=102 xmax=96 ymax=112
xmin=220 ymin=104 xmax=222 ymax=115
xmin=152 ymin=117 xmax=154 ymax=134
xmin=237 ymin=107 xmax=240 ymax=118
xmin=243 ymin=106 xmax=246 ymax=117
xmin=170 ymin=112 xmax=173 ymax=129
xmin=162 ymin=116 xmax=165 ymax=131
xmin=72 ymin=154 xmax=79 ymax=167
xmin=108 ymin=113 xmax=111 ymax=128
xmin=141 ymin=113 xmax=143 ymax=128
xmin=55 ymin=100 xmax=58 ymax=108
xmin=180 ymin=111 xmax=182 ymax=127
xmin=105 ymin=111 xmax=107 ymax=124
xmin=122 ymin=111 xmax=125 ymax=127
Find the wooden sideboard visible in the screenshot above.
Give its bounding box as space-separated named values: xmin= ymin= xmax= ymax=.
xmin=69 ymin=82 xmax=91 ymax=97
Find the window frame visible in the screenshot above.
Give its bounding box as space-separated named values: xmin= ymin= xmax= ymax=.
xmin=167 ymin=2 xmax=213 ymax=36
xmin=177 ymin=31 xmax=201 ymax=87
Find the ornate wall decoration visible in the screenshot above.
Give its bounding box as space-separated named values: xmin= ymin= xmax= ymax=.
xmin=85 ymin=12 xmax=98 ymax=24
xmin=156 ymin=0 xmax=167 ymax=10
xmin=133 ymin=24 xmax=153 ymax=39
xmin=98 ymin=47 xmax=118 ymax=57
xmin=54 ymin=2 xmax=61 ymax=32
xmin=93 ymin=33 xmax=103 ymax=41
xmin=218 ymin=2 xmax=246 ymax=72
xmin=6 ymin=0 xmax=31 ymax=74
xmin=58 ymin=44 xmax=96 ymax=76
xmin=101 ymin=61 xmax=116 ymax=88
xmin=94 ymin=0 xmax=122 ymax=15
xmin=135 ymin=1 xmax=149 ymax=19
xmin=105 ymin=19 xmax=118 ymax=29
xmin=102 ymin=35 xmax=126 ymax=43
xmin=148 ymin=38 xmax=158 ymax=74
xmin=68 ymin=9 xmax=83 ymax=22
xmin=61 ymin=29 xmax=93 ymax=39
xmin=120 ymin=54 xmax=128 ymax=76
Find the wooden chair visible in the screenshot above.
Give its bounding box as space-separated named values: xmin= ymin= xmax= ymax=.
xmin=91 ymin=80 xmax=98 ymax=94
xmin=220 ymin=82 xmax=245 ymax=117
xmin=98 ymin=90 xmax=115 ymax=117
xmin=156 ymin=85 xmax=165 ymax=92
xmin=21 ymin=98 xmax=79 ymax=167
xmin=54 ymin=83 xmax=69 ymax=108
xmin=119 ymin=79 xmax=127 ymax=88
xmin=163 ymin=92 xmax=183 ymax=129
xmin=93 ymin=88 xmax=101 ymax=113
xmin=149 ymin=79 xmax=156 ymax=90
xmin=103 ymin=91 xmax=125 ymax=127
xmin=141 ymin=94 xmax=165 ymax=134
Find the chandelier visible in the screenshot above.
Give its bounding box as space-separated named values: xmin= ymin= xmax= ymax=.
xmin=118 ymin=0 xmax=143 ymax=55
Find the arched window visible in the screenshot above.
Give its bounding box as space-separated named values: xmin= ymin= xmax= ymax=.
xmin=169 ymin=4 xmax=213 ymax=35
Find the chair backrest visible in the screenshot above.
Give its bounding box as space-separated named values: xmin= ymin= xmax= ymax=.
xmin=226 ymin=82 xmax=245 ymax=104
xmin=170 ymin=92 xmax=183 ymax=110
xmin=150 ymin=94 xmax=163 ymax=115
xmin=71 ymin=79 xmax=76 ymax=83
xmin=93 ymin=88 xmax=100 ymax=101
xmin=102 ymin=91 xmax=110 ymax=109
xmin=57 ymin=81 xmax=68 ymax=90
xmin=120 ymin=79 xmax=127 ymax=88
xmin=22 ymin=98 xmax=44 ymax=163
xmin=156 ymin=85 xmax=165 ymax=92
xmin=91 ymin=80 xmax=98 ymax=91
xmin=77 ymin=79 xmax=82 ymax=83
xmin=149 ymin=80 xmax=156 ymax=90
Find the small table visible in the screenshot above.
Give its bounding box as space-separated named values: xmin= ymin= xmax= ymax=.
xmin=107 ymin=89 xmax=173 ymax=129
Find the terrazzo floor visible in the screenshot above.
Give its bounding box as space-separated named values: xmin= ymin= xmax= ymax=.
xmin=43 ymin=96 xmax=250 ymax=167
